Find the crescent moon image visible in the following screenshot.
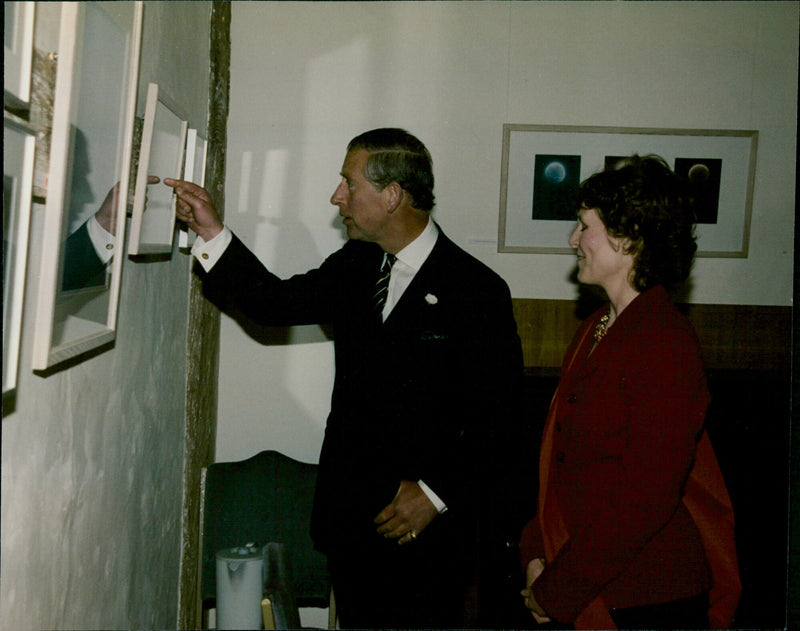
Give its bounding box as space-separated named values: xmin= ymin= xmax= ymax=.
xmin=688 ymin=163 xmax=711 ymax=184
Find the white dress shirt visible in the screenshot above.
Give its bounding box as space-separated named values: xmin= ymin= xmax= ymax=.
xmin=85 ymin=214 xmax=116 ymax=263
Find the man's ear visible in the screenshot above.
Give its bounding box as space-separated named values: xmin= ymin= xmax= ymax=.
xmin=383 ymin=182 xmax=404 ymax=213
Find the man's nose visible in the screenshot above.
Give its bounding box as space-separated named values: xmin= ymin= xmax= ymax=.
xmin=330 ymin=180 xmax=345 ymax=206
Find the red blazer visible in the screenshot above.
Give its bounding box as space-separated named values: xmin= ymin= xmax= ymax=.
xmin=521 ymin=286 xmax=714 ymax=623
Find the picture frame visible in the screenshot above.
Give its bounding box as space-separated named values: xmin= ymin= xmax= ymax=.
xmin=4 ymin=115 xmax=36 ymax=397
xmin=498 ymin=124 xmax=758 ymax=257
xmin=3 ymin=1 xmax=35 ymax=109
xmin=178 ymin=128 xmax=207 ymax=250
xmin=128 ymin=83 xmax=188 ymax=256
xmin=32 ymin=1 xmax=143 ymax=371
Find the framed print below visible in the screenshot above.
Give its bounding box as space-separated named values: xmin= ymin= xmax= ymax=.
xmin=498 ymin=124 xmax=758 ymax=257
xmin=32 ymin=1 xmax=143 ymax=371
xmin=3 ymin=2 xmax=35 ymax=109
xmin=4 ymin=116 xmax=36 ymax=397
xmin=128 ymin=83 xmax=188 ymax=256
xmin=178 ymin=128 xmax=207 ymax=250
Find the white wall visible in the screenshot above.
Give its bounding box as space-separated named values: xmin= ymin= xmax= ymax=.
xmin=0 ymin=2 xmax=211 ymax=629
xmin=218 ymin=0 xmax=797 ymax=468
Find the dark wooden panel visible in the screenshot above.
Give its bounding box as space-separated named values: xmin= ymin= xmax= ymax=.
xmin=512 ymin=299 xmax=792 ymax=372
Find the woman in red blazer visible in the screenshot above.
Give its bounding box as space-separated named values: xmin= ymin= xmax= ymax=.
xmin=520 ymin=155 xmax=740 ymax=629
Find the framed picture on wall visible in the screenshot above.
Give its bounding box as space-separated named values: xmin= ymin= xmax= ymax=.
xmin=3 ymin=1 xmax=35 ymax=109
xmin=178 ymin=128 xmax=207 ymax=250
xmin=498 ymin=124 xmax=758 ymax=257
xmin=32 ymin=1 xmax=143 ymax=371
xmin=128 ymin=83 xmax=188 ymax=256
xmin=3 ymin=115 xmax=36 ymax=398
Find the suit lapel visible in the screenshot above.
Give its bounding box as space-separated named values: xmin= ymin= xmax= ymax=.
xmin=381 ymin=228 xmax=453 ymax=329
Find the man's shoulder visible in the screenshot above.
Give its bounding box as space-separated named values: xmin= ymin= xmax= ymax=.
xmin=433 ymin=227 xmax=509 ymax=289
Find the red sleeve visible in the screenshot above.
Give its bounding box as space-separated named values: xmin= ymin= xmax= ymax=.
xmin=519 ymin=516 xmax=545 ymax=573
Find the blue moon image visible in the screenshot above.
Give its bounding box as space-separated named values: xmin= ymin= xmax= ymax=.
xmin=544 ymin=160 xmax=567 ymax=184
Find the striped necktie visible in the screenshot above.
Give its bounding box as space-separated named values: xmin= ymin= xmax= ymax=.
xmin=373 ymin=253 xmax=396 ymax=315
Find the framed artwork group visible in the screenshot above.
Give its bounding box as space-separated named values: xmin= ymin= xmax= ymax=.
xmin=2 ymin=1 xmax=209 ymax=388
xmin=498 ymin=124 xmax=758 ymax=257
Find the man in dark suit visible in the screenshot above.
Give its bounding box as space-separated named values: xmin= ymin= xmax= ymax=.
xmin=166 ymin=129 xmax=526 ymax=628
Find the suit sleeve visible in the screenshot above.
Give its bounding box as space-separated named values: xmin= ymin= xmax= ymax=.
xmin=199 ymin=232 xmax=343 ymax=326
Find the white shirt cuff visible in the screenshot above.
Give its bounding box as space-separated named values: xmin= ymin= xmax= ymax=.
xmin=191 ymin=226 xmax=232 ymax=271
xmin=86 ymin=215 xmax=115 ymax=263
xmin=418 ymin=479 xmax=448 ymax=514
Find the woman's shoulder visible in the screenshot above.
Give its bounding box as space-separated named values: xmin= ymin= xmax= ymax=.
xmin=625 ymin=287 xmax=705 ymax=368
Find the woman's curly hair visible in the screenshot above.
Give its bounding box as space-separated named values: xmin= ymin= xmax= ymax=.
xmin=576 ymin=154 xmax=698 ymax=291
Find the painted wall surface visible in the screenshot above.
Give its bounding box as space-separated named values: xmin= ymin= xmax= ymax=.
xmin=217 ymin=1 xmax=797 ymax=469
xmin=0 ymin=2 xmax=210 ymax=629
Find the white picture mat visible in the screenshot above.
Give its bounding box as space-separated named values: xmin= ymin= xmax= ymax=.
xmin=128 ymin=83 xmax=188 ymax=255
xmin=31 ymin=2 xmax=143 ymax=371
xmin=178 ymin=129 xmax=207 ymax=249
xmin=499 ymin=125 xmax=758 ymax=257
xmin=3 ymin=1 xmax=35 ymax=107
xmin=3 ymin=117 xmax=36 ymax=395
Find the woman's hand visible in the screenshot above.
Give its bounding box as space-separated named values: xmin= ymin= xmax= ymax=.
xmin=521 ymin=557 xmax=551 ymax=624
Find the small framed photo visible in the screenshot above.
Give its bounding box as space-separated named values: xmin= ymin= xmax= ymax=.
xmin=3 ymin=1 xmax=35 ymax=109
xmin=4 ymin=116 xmax=36 ymax=397
xmin=178 ymin=128 xmax=207 ymax=250
xmin=128 ymin=83 xmax=188 ymax=256
xmin=32 ymin=1 xmax=143 ymax=371
xmin=498 ymin=124 xmax=758 ymax=257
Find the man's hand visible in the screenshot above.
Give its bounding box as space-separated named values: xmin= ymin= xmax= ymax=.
xmin=374 ymin=480 xmax=439 ymax=546
xmin=521 ymin=557 xmax=551 ymax=624
xmin=164 ymin=178 xmax=224 ymax=242
xmin=94 ymin=175 xmax=160 ymax=235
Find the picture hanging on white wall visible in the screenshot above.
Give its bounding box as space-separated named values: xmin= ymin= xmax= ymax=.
xmin=4 ymin=115 xmax=36 ymax=398
xmin=128 ymin=83 xmax=188 ymax=256
xmin=3 ymin=1 xmax=35 ymax=109
xmin=178 ymin=128 xmax=207 ymax=250
xmin=498 ymin=124 xmax=758 ymax=257
xmin=32 ymin=1 xmax=143 ymax=371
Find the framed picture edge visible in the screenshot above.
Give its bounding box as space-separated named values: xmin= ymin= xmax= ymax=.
xmin=3 ymin=1 xmax=36 ymax=109
xmin=127 ymin=82 xmax=189 ymax=256
xmin=178 ymin=128 xmax=206 ymax=249
xmin=3 ymin=115 xmax=37 ymax=395
xmin=31 ymin=1 xmax=144 ymax=371
xmin=497 ymin=124 xmax=759 ymax=257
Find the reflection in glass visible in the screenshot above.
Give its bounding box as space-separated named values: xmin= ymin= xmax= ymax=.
xmin=52 ymin=2 xmax=128 ymax=345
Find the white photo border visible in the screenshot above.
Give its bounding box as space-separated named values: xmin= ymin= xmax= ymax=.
xmin=32 ymin=2 xmax=143 ymax=371
xmin=3 ymin=115 xmax=36 ymax=396
xmin=127 ymin=83 xmax=188 ymax=256
xmin=498 ymin=124 xmax=758 ymax=257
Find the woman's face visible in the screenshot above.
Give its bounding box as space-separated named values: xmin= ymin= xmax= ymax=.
xmin=568 ymin=207 xmax=634 ymax=292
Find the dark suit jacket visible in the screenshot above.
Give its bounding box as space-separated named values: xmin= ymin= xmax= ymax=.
xmin=200 ymin=225 xmax=525 ymax=555
xmin=520 ymin=286 xmax=713 ymax=622
xmin=62 ymin=221 xmax=107 ymax=291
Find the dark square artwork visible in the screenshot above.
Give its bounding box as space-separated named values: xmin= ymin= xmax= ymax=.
xmin=674 ymin=157 xmax=722 ymax=224
xmin=531 ymin=154 xmax=581 ymax=221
